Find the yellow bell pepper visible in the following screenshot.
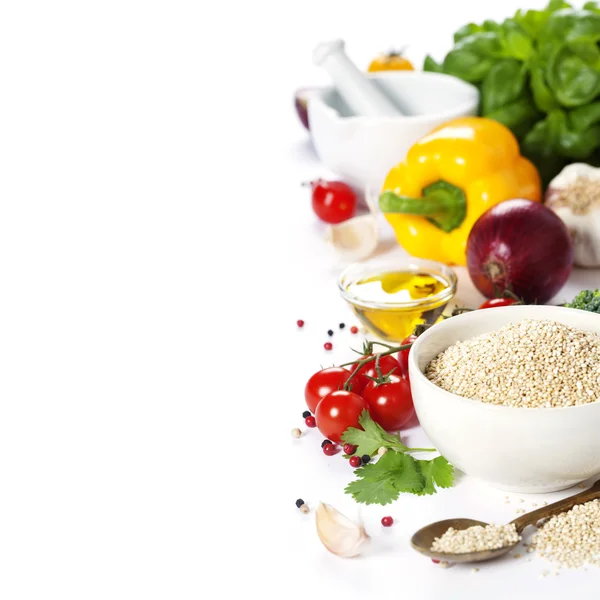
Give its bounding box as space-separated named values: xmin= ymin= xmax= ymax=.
xmin=379 ymin=117 xmax=542 ymax=266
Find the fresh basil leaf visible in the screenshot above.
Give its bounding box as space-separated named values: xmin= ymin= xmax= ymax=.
xmin=530 ymin=60 xmax=559 ymax=112
xmin=481 ymin=59 xmax=526 ymax=114
xmin=500 ymin=19 xmax=533 ymax=60
xmin=569 ymin=101 xmax=600 ymax=131
xmin=423 ymin=55 xmax=443 ymax=73
xmin=486 ymin=96 xmax=541 ymax=139
xmin=443 ymin=33 xmax=503 ymax=82
xmin=453 ymin=23 xmax=483 ymax=43
xmin=546 ymin=42 xmax=600 ymax=107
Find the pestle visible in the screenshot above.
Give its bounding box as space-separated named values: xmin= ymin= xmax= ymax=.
xmin=313 ymin=39 xmax=402 ymax=118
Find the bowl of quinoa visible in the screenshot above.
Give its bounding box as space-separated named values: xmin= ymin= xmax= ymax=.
xmin=408 ymin=305 xmax=600 ymax=493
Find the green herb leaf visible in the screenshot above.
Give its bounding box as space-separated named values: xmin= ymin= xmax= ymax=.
xmin=345 ymin=452 xmax=425 ymax=505
xmin=341 ymin=410 xmax=406 ymax=456
xmin=415 ymin=457 xmax=455 ymax=496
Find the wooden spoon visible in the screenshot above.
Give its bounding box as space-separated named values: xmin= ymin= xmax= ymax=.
xmin=411 ymin=478 xmax=600 ymax=564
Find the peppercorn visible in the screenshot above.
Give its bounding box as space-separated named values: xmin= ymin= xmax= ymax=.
xmin=300 ymin=504 xmax=310 ymax=514
xmin=296 ymin=498 xmax=305 ymax=508
xmin=291 ymin=428 xmax=302 ymax=439
xmin=302 ymin=410 xmax=311 ymax=419
xmin=361 ymin=454 xmax=370 ymax=464
xmin=324 ymin=342 xmax=333 ymax=351
xmin=339 ymin=323 xmax=345 ymax=329
xmin=305 ymin=415 xmax=316 ymax=428
xmin=343 ymin=443 xmax=356 ymax=455
xmin=321 ymin=439 xmax=333 ymax=448
xmin=327 ymin=329 xmax=334 ymax=336
xmin=297 ymin=319 xmax=305 ymax=328
xmin=381 ymin=516 xmax=394 ymax=527
xmin=349 ymin=456 xmax=361 ymax=468
xmin=323 ymin=443 xmax=337 ymax=456
xmin=350 ymin=326 xmax=359 ymax=334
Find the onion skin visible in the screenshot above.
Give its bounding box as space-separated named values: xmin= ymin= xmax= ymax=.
xmin=466 ymin=199 xmax=574 ymax=304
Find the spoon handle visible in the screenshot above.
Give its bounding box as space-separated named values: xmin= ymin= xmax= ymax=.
xmin=511 ymin=479 xmax=600 ymax=533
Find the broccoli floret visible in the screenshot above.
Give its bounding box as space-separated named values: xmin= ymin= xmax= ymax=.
xmin=566 ymin=290 xmax=600 ymax=313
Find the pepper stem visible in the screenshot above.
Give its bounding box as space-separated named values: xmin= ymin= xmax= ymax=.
xmin=379 ymin=180 xmax=467 ymax=233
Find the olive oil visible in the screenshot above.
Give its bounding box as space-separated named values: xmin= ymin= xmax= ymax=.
xmin=344 ymin=271 xmax=452 ymax=342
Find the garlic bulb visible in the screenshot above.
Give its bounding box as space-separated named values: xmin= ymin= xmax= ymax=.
xmin=324 ymin=186 xmax=380 ymax=261
xmin=315 ymin=502 xmax=370 ymax=558
xmin=545 ymin=163 xmax=600 ymax=267
xmin=324 ymin=214 xmax=379 ymax=261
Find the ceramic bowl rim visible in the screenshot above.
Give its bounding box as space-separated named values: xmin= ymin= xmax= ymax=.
xmin=409 ymin=305 xmax=600 ymax=413
xmin=309 ymin=71 xmax=479 ymax=125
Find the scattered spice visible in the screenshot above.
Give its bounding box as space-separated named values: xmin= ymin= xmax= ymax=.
xmin=305 ymin=415 xmax=317 ymax=428
xmin=381 ymin=516 xmax=393 ymax=527
xmin=431 ymin=523 xmax=520 ymax=554
xmin=302 ymin=410 xmax=311 ymax=419
xmin=323 ymin=443 xmax=337 ymax=456
xmin=426 ymin=319 xmax=600 ymax=408
xmin=339 ymin=323 xmax=346 ymax=329
xmin=321 ymin=439 xmax=332 ymax=448
xmin=295 ymin=498 xmax=305 ymax=508
xmin=291 ymin=428 xmax=302 ymax=439
xmin=327 ymin=329 xmax=334 ymax=337
xmin=350 ymin=326 xmax=359 ymax=334
xmin=297 ymin=319 xmax=305 ymax=328
xmin=349 ymin=455 xmax=361 ymax=468
xmin=361 ymin=454 xmax=371 ymax=464
xmin=300 ymin=503 xmax=310 ymax=514
xmin=377 ymin=446 xmax=388 ymax=456
xmin=343 ymin=443 xmax=356 ymax=455
xmin=324 ymin=342 xmax=333 ymax=351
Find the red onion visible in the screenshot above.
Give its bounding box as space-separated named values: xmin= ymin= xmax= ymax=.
xmin=466 ymin=199 xmax=574 ymax=304
xmin=294 ymin=87 xmax=320 ymax=131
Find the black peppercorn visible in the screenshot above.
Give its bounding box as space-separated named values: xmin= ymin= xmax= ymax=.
xmin=327 ymin=329 xmax=334 ymax=336
xmin=361 ymin=454 xmax=371 ymax=464
xmin=302 ymin=410 xmax=311 ymax=419
xmin=321 ymin=439 xmax=333 ymax=448
xmin=295 ymin=498 xmax=305 ymax=508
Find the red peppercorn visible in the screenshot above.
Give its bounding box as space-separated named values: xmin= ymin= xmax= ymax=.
xmin=323 ymin=443 xmax=337 ymax=456
xmin=349 ymin=455 xmax=361 ymax=468
xmin=324 ymin=342 xmax=333 ymax=351
xmin=431 ymin=559 xmax=440 ymax=564
xmin=350 ymin=326 xmax=359 ymax=334
xmin=343 ymin=443 xmax=357 ymax=455
xmin=305 ymin=415 xmax=316 ymax=428
xmin=297 ymin=319 xmax=305 ymax=328
xmin=381 ymin=516 xmax=393 ymax=527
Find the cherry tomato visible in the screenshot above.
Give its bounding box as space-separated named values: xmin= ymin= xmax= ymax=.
xmin=397 ymin=335 xmax=417 ymax=379
xmin=315 ymin=390 xmax=369 ymax=443
xmin=309 ymin=179 xmax=357 ymax=224
xmin=362 ymin=374 xmax=414 ymax=432
xmin=304 ymin=367 xmax=352 ymax=414
xmin=368 ymin=52 xmax=414 ymax=72
xmin=479 ymin=298 xmax=518 ymax=309
xmin=350 ymin=354 xmax=400 ymax=392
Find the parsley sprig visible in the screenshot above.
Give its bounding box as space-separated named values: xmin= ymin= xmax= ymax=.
xmin=342 ymin=410 xmax=454 ymax=505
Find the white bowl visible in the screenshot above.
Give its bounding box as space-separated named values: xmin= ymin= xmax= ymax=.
xmin=408 ymin=305 xmax=600 ymax=493
xmin=308 ymin=72 xmax=479 ymax=191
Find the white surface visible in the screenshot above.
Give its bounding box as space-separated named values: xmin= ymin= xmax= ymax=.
xmin=309 ymin=72 xmax=479 ymax=189
xmin=2 ymin=0 xmax=599 ymax=599
xmin=410 ymin=305 xmax=600 ymax=492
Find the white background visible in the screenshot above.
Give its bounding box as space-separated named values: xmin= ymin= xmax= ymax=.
xmin=0 ymin=0 xmax=598 ymax=599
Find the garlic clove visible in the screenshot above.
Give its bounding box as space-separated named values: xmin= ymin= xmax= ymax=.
xmin=325 ymin=214 xmax=379 ymax=261
xmin=315 ymin=502 xmax=370 ymax=558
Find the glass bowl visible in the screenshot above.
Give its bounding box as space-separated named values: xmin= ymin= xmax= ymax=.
xmin=338 ymin=257 xmax=457 ymax=342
